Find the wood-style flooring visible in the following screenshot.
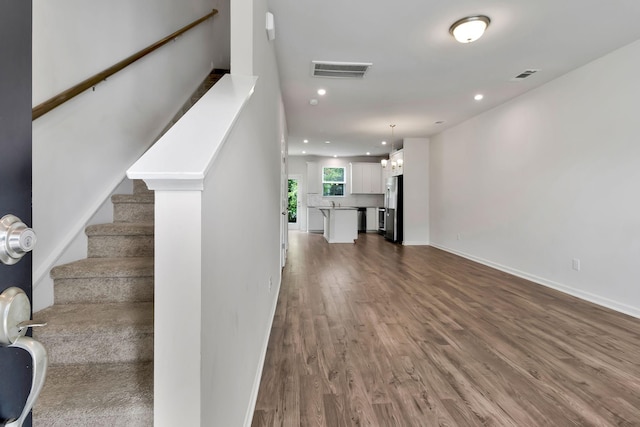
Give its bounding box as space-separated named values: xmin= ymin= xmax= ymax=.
xmin=252 ymin=232 xmax=640 ymax=426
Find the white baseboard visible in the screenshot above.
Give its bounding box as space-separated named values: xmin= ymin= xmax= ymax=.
xmin=431 ymin=243 xmax=640 ymax=320
xmin=403 ymin=240 xmax=430 ymax=246
xmin=243 ymin=276 xmax=282 ymax=427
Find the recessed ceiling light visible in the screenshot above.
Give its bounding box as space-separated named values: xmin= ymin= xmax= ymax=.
xmin=325 ymin=141 xmax=331 ymax=144
xmin=317 ymin=89 xmax=326 ymax=96
xmin=303 ymin=139 xmax=309 ymax=143
xmin=366 ymin=152 xmax=371 ymax=155
xmin=333 ymin=155 xmax=338 ymax=158
xmin=449 ymin=16 xmax=491 ymax=44
xmin=310 ymin=98 xmax=319 ymax=106
xmin=302 ymin=150 xmax=306 ymax=154
xmin=474 ymin=94 xmax=484 ymax=101
xmin=381 ymin=141 xmax=387 ymax=145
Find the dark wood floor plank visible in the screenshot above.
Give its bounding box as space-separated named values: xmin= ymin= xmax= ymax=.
xmin=322 ymin=393 xmax=350 ymax=427
xmin=251 ymin=409 xmax=274 ymax=427
xmin=253 ymin=232 xmax=640 ymax=426
xmin=300 ymin=375 xmax=326 ymax=426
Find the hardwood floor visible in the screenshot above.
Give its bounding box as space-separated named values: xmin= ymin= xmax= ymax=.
xmin=252 ymin=232 xmax=640 ymax=426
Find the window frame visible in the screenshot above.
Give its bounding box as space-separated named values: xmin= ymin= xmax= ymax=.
xmin=322 ymin=166 xmax=346 ymax=197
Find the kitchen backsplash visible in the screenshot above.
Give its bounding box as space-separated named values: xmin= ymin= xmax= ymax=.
xmin=307 ymin=193 xmax=383 ymax=208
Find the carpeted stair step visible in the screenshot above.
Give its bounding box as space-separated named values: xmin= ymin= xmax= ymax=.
xmin=51 ymin=257 xmax=154 ymax=304
xmin=35 ymin=302 xmax=153 ymax=365
xmin=86 ymin=223 xmax=154 ymax=258
xmin=33 ymin=362 xmax=153 ymax=427
xmin=112 ymin=193 xmax=154 ymax=223
xmin=133 ymin=179 xmax=153 ymax=195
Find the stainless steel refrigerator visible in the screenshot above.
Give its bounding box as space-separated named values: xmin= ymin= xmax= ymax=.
xmin=384 ymin=175 xmax=403 ymax=243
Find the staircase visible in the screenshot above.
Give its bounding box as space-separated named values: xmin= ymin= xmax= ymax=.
xmin=34 ymin=180 xmax=155 ymax=426
xmin=33 ymin=70 xmax=226 ymax=426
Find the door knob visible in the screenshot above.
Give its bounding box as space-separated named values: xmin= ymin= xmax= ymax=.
xmin=0 ymin=215 xmax=37 ymax=265
xmin=0 ymin=287 xmax=48 ymax=427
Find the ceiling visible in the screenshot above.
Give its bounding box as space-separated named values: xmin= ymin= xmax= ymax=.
xmin=268 ymin=0 xmax=640 ymax=158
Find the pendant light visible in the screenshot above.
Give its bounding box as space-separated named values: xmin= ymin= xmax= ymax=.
xmin=381 ymin=124 xmax=396 ymax=169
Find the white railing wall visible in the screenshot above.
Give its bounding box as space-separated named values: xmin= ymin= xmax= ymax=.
xmin=128 ymin=73 xmax=284 ymax=426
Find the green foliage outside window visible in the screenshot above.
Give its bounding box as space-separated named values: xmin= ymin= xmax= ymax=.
xmin=288 ymin=179 xmax=298 ymax=222
xmin=323 ymin=167 xmax=345 ymax=182
xmin=323 ymin=183 xmax=344 ymax=196
xmin=322 ymin=167 xmax=345 ymax=197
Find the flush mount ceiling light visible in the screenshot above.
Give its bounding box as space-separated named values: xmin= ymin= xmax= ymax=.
xmin=317 ymin=89 xmax=326 ymax=96
xmin=449 ymin=15 xmax=490 ymax=43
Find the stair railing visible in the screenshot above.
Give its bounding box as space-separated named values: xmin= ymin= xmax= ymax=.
xmin=32 ymin=9 xmax=218 ymax=121
xmin=127 ymin=73 xmax=258 ymax=427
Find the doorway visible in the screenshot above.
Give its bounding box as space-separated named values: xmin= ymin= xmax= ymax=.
xmin=0 ymin=1 xmax=35 ymax=425
xmin=287 ymin=177 xmax=300 ymax=230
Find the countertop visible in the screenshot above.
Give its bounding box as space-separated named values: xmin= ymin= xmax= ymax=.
xmin=318 ymin=207 xmax=358 ymax=210
xmin=308 ymin=206 xmax=380 ymax=209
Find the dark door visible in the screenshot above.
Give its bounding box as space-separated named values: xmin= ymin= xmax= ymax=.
xmin=0 ymin=1 xmax=33 ymax=426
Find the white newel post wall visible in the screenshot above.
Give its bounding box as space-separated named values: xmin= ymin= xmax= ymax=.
xmin=127 ymin=75 xmax=258 ymax=426
xmin=154 ymin=190 xmax=203 ymax=425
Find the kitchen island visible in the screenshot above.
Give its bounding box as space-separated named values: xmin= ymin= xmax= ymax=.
xmin=319 ymin=207 xmax=358 ymax=243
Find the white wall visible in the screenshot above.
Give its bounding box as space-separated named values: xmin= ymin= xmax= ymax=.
xmin=403 ymin=138 xmax=430 ymax=245
xmin=32 ymin=0 xmax=221 ymax=309
xmin=211 ymin=0 xmax=231 ymax=70
xmin=429 ymin=39 xmax=640 ymax=317
xmin=200 ymin=1 xmax=286 ymax=425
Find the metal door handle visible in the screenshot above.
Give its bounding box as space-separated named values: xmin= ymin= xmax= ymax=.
xmin=17 ymin=320 xmax=47 ymax=332
xmin=0 ymin=287 xmax=48 ymax=427
xmin=0 ymin=215 xmax=37 ymax=265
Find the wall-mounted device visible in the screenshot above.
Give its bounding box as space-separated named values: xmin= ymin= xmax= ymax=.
xmin=266 ymin=12 xmax=276 ymax=41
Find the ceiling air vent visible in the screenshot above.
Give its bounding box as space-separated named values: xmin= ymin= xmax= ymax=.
xmin=511 ymin=69 xmax=540 ymax=81
xmin=311 ymin=61 xmax=372 ymax=78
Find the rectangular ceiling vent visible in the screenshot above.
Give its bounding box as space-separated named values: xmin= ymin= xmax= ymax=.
xmin=511 ymin=69 xmax=540 ymax=81
xmin=311 ymin=61 xmax=372 ymax=78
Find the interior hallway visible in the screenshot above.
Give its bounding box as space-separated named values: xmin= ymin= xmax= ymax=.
xmin=252 ymin=231 xmax=640 ymax=426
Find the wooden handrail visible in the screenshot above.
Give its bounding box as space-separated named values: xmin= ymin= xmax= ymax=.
xmin=32 ymin=9 xmax=218 ymax=120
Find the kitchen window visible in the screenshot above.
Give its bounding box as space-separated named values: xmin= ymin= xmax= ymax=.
xmin=322 ymin=167 xmax=345 ymax=196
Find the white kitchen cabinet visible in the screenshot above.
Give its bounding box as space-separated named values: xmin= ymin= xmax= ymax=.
xmin=368 ymin=163 xmax=383 ymax=193
xmin=366 ymin=208 xmax=378 ymax=231
xmin=319 ymin=208 xmax=358 ymax=243
xmin=350 ymin=162 xmax=364 ymax=194
xmin=389 ymin=150 xmax=404 ymax=176
xmin=307 ymin=162 xmax=321 ymax=194
xmin=307 ymin=207 xmax=324 ymax=232
xmin=382 ymin=160 xmax=391 ymax=182
xmin=350 ymin=162 xmax=383 ymax=194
